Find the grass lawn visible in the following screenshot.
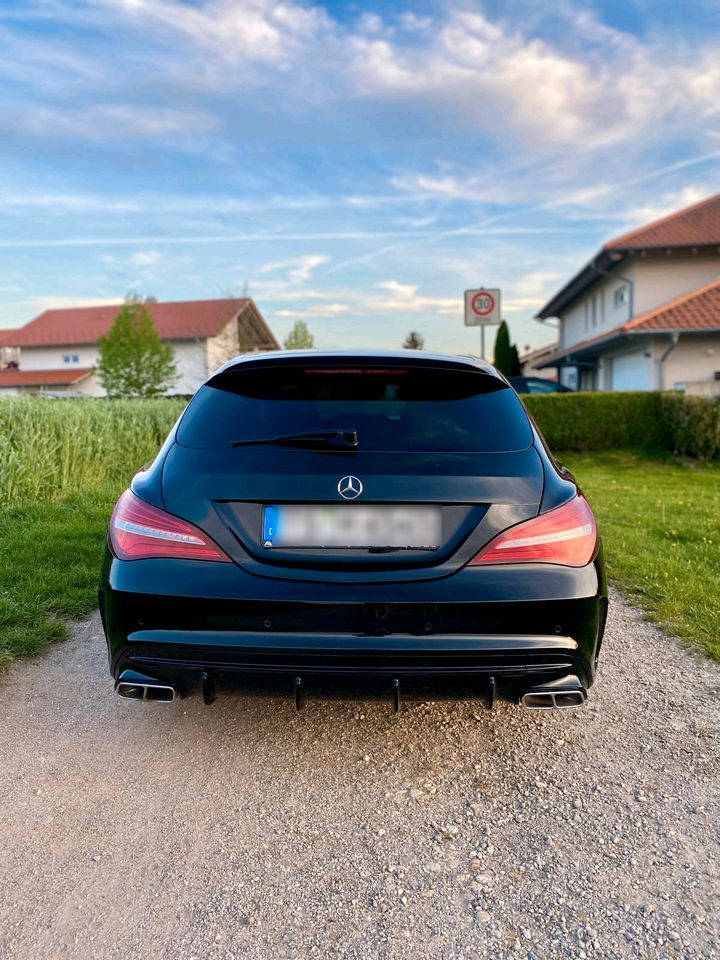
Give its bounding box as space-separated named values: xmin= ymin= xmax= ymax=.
xmin=0 ymin=452 xmax=718 ymax=667
xmin=0 ymin=487 xmax=118 ymax=666
xmin=562 ymin=451 xmax=720 ymax=660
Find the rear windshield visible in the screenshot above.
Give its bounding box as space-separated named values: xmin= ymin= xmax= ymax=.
xmin=177 ymin=366 xmax=533 ymax=453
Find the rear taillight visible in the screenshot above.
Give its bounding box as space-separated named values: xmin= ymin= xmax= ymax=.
xmin=109 ymin=490 xmax=231 ymax=562
xmin=468 ymin=495 xmax=597 ymax=567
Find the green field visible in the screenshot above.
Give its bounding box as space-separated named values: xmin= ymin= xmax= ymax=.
xmin=0 ymin=398 xmax=718 ymax=667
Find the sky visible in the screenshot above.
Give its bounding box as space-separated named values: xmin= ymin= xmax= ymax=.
xmin=1 ymin=0 xmax=719 ymax=356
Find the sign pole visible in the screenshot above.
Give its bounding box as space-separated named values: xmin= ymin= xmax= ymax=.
xmin=479 ymin=286 xmax=485 ymax=360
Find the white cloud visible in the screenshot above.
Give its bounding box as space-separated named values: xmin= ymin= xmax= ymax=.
xmin=513 ymin=271 xmax=563 ymax=299
xmin=16 ymin=1 xmax=717 ymax=158
xmin=250 ymin=286 xmax=337 ymax=302
xmin=502 ymin=297 xmax=549 ymax=314
xmin=259 ymin=254 xmax=330 ymax=284
xmin=4 ymin=103 xmax=216 ymax=142
xmin=345 ymin=9 xmax=720 ymax=151
xmin=29 ymin=295 xmax=123 ymax=311
xmin=0 ymin=191 xmax=142 ymax=213
xmin=275 ymin=303 xmax=350 ymax=318
xmin=618 ymin=186 xmax=715 ymax=229
xmin=100 ymin=249 xmax=164 ymax=274
xmin=370 ymin=281 xmax=460 ymax=316
xmin=129 ymin=250 xmax=162 ymax=268
xmin=392 ymin=174 xmax=474 ymax=200
xmin=111 ymin=0 xmax=330 ymax=66
xmin=5 ymin=1 xmax=720 ymax=159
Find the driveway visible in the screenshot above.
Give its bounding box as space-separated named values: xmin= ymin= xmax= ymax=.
xmin=0 ymin=589 xmax=718 ymax=960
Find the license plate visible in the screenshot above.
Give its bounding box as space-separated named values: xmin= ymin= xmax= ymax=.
xmin=262 ymin=505 xmax=441 ymax=549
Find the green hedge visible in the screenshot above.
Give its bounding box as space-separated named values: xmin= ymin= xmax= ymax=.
xmin=1 ymin=391 xmax=718 ymax=509
xmin=659 ymin=393 xmax=720 ymax=461
xmin=525 ymin=391 xmax=720 ymax=460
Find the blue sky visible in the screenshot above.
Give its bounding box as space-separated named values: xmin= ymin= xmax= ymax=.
xmin=1 ymin=0 xmax=719 ymax=355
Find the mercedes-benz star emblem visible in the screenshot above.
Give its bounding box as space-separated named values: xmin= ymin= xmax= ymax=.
xmin=337 ymin=475 xmax=363 ymax=499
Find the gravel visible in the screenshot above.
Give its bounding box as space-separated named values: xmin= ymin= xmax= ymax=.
xmin=0 ymin=587 xmax=718 ymax=959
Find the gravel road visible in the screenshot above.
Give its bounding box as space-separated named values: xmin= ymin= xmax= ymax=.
xmin=1 ymin=587 xmax=718 ymax=960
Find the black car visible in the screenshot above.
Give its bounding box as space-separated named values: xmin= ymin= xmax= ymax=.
xmin=100 ymin=351 xmax=606 ymax=713
xmin=509 ymin=376 xmax=572 ymax=394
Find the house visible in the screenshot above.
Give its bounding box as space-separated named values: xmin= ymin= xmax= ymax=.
xmin=0 ymin=329 xmax=20 ymax=369
xmin=535 ymin=194 xmax=720 ymax=394
xmin=518 ymin=343 xmax=559 ymax=380
xmin=0 ymin=298 xmax=279 ymax=396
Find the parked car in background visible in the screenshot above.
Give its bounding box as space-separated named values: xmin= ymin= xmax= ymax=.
xmin=509 ymin=376 xmax=573 ymax=394
xmin=101 ymin=351 xmax=606 ymax=714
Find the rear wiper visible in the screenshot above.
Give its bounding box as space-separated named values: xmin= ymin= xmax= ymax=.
xmin=231 ymin=428 xmax=358 ymax=449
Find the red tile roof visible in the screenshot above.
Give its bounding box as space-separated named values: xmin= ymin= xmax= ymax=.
xmin=5 ymin=298 xmax=253 ymax=348
xmin=0 ymin=328 xmax=19 ymax=346
xmin=0 ymin=368 xmax=94 ymax=387
xmin=606 ymin=193 xmax=720 ymax=250
xmin=626 ymin=277 xmax=720 ymax=331
xmin=540 ymin=278 xmax=720 ymax=366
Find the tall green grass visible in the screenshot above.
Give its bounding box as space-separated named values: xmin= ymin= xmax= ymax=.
xmin=0 ymin=397 xmax=186 ymax=506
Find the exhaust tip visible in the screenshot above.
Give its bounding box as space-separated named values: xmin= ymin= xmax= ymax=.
xmin=521 ymin=676 xmax=587 ymax=710
xmin=116 ymin=681 xmax=176 ymax=703
xmin=521 ymin=692 xmax=554 ymax=710
xmin=521 ymin=689 xmax=586 ymax=710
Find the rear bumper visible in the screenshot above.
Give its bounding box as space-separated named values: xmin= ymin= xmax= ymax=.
xmin=100 ymin=549 xmax=607 ymax=704
xmin=112 ymin=628 xmax=586 ymax=702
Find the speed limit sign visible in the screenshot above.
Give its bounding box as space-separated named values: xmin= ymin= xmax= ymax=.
xmin=464 ymin=288 xmax=501 ymax=326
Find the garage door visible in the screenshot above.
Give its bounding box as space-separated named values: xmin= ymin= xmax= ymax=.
xmin=612 ymin=352 xmax=651 ymax=391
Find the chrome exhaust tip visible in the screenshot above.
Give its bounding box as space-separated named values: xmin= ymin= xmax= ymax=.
xmin=520 ymin=674 xmax=587 ymax=710
xmin=521 ymin=689 xmax=586 ymax=710
xmin=115 ymin=670 xmax=177 ymax=703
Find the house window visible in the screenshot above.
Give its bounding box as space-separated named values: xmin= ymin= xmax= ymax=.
xmin=614 ymin=286 xmax=629 ymax=308
xmin=63 ymin=354 xmax=80 ymax=364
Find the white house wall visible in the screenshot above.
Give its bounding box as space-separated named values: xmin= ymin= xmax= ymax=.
xmin=558 ymin=251 xmax=719 ymax=354
xmin=649 ymin=334 xmax=720 ymax=395
xmin=632 ymin=251 xmax=720 ymax=315
xmin=206 ymin=316 xmax=242 ymax=374
xmin=558 ymin=263 xmax=636 ymax=351
xmin=19 ymin=344 xmax=100 ymax=371
xmin=17 ymin=340 xmax=209 ymax=396
xmin=594 ymin=335 xmax=720 ymax=396
xmin=74 ymin=371 xmax=104 ymax=397
xmin=171 ymin=340 xmax=208 ymax=394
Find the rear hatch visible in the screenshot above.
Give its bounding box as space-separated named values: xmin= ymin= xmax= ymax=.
xmin=161 ymin=356 xmax=544 ymax=582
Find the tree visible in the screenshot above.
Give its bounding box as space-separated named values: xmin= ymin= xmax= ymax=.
xmin=403 ymin=331 xmax=424 ymax=350
xmin=493 ymin=321 xmax=512 ymax=374
xmin=97 ymin=296 xmax=177 ymax=398
xmin=493 ymin=322 xmax=523 ymax=375
xmin=284 ymin=320 xmax=314 ymax=350
xmin=494 ymin=320 xmax=524 ymax=376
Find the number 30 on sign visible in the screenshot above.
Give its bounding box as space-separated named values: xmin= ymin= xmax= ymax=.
xmin=464 ymin=288 xmax=501 ymax=326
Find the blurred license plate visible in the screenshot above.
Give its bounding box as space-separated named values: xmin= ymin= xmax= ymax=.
xmin=263 ymin=505 xmax=441 ymax=549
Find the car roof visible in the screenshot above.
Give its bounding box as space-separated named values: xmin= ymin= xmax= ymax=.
xmin=214 ymin=349 xmax=502 ymax=380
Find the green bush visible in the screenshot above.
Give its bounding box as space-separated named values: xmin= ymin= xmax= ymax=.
xmin=659 ymin=393 xmax=720 ymax=461
xmin=525 ymin=391 xmax=719 ymax=460
xmin=0 ymin=397 xmax=186 ymax=507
